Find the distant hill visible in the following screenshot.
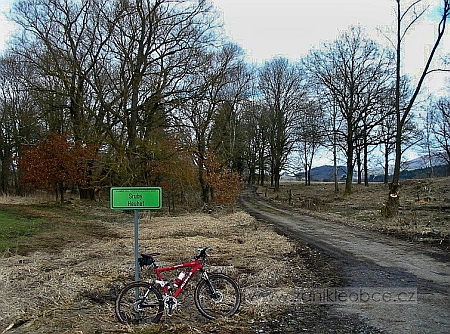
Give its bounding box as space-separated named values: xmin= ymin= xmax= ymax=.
xmin=402 ymin=155 xmax=447 ymax=170
xmin=307 ymin=165 xmax=347 ymax=182
xmin=301 ymin=161 xmax=449 ymax=182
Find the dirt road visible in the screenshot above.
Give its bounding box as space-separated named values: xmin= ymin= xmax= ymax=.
xmin=240 ymin=187 xmax=450 ymax=334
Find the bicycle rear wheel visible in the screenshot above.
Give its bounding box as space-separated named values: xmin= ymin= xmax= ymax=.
xmin=115 ymin=281 xmax=164 ymax=324
xmin=194 ymin=273 xmax=241 ymax=319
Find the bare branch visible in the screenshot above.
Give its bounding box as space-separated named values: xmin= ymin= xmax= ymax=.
xmin=426 ymin=68 xmax=450 ymax=75
xmin=404 ymin=1 xmax=449 ymax=120
xmin=400 ymin=1 xmax=429 ymax=41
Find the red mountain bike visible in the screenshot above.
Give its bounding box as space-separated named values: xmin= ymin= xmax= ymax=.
xmin=115 ymin=247 xmax=241 ymax=324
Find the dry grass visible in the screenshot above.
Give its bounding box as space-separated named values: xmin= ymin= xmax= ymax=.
xmin=0 ymin=191 xmax=56 ymax=205
xmin=0 ymin=202 xmax=315 ymax=334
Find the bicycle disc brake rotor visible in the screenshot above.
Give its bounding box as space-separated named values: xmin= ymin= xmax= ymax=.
xmin=211 ymin=290 xmax=223 ymax=303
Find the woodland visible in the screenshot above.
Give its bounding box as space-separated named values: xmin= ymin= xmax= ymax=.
xmin=0 ymin=0 xmax=449 ymax=213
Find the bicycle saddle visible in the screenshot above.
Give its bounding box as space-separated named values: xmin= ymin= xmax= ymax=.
xmin=139 ymin=252 xmax=160 ymax=267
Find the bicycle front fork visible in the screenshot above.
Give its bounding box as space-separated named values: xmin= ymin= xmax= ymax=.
xmin=202 ymin=272 xmax=222 ymax=301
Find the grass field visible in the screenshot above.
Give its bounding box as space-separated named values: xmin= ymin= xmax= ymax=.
xmin=0 ymin=202 xmax=120 ymax=257
xmin=0 ymin=208 xmax=43 ymax=255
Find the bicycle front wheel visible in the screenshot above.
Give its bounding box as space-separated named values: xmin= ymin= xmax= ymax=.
xmin=194 ymin=273 xmax=241 ymax=319
xmin=115 ymin=281 xmax=164 ymax=324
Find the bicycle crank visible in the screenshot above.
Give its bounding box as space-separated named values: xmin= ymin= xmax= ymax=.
xmin=133 ymin=298 xmax=146 ymax=312
xmin=163 ymin=296 xmax=178 ymax=316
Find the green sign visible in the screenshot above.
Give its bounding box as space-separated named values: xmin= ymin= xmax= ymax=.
xmin=110 ymin=187 xmax=162 ymax=210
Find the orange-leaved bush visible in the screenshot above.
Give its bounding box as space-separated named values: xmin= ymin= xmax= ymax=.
xmin=18 ymin=132 xmax=96 ymax=201
xmin=205 ymin=155 xmax=244 ymax=205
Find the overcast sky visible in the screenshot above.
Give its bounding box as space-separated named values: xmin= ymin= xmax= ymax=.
xmin=212 ymin=0 xmax=395 ymax=61
xmin=211 ymin=0 xmax=449 ymax=94
xmin=0 ymin=0 xmax=14 ymax=51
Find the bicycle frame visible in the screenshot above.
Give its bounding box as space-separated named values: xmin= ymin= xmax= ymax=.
xmin=154 ymin=259 xmax=204 ymax=298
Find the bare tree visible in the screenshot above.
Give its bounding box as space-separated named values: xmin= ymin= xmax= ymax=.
xmin=175 ymin=43 xmax=249 ymax=203
xmin=240 ymin=96 xmax=270 ymax=185
xmin=0 ymin=55 xmax=43 ymax=194
xmin=295 ymin=100 xmax=325 ymax=185
xmin=10 ymin=0 xmax=221 ymax=189
xmin=11 ymin=0 xmax=115 ymax=141
xmin=209 ymin=59 xmax=252 ymax=172
xmin=305 ymin=26 xmax=393 ymax=193
xmin=258 ymin=57 xmax=305 ymax=191
xmin=98 ymin=0 xmax=218 ymax=185
xmin=317 ymin=93 xmax=345 ymax=192
xmin=431 ymin=97 xmax=450 ymax=173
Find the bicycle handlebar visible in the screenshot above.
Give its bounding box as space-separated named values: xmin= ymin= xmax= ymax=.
xmin=139 ymin=248 xmax=212 ymax=268
xmin=194 ymin=247 xmax=213 ymax=260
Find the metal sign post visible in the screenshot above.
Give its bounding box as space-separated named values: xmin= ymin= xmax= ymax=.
xmin=111 ymin=187 xmax=162 ymax=281
xmin=133 ymin=209 xmax=139 ymax=282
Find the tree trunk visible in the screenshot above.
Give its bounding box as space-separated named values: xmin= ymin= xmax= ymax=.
xmin=382 ymin=183 xmax=399 ymax=217
xmin=198 ymin=163 xmax=210 ymax=203
xmin=357 ymin=152 xmax=362 ymax=184
xmin=334 ymin=155 xmax=339 ymax=193
xmin=345 ymin=163 xmax=353 ymax=194
xmin=79 ymin=188 xmax=95 ymax=200
xmin=0 ymin=153 xmax=11 ymax=195
xmin=270 ymin=161 xmax=274 ymax=188
xmin=345 ymin=116 xmax=354 ymax=193
xmin=259 ymin=147 xmax=265 ymax=185
xmin=273 ymin=160 xmax=281 ymax=191
xmin=58 ymin=181 xmax=65 ymax=203
xmin=384 ymin=0 xmax=403 ymax=216
xmin=305 ymin=163 xmax=309 ymax=186
xmin=307 ymin=167 xmax=312 ymax=186
xmin=333 ymin=127 xmax=339 ymax=193
xmin=385 ymin=128 xmax=402 ymax=216
xmin=384 ymin=143 xmax=389 ymax=184
xmin=364 ymin=138 xmax=369 ymax=186
xmin=345 ymin=139 xmax=353 ymax=193
xmin=274 ymin=172 xmax=281 ymax=192
xmin=247 ymin=161 xmax=256 ymax=184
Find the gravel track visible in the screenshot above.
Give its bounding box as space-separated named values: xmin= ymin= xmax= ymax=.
xmin=240 ymin=187 xmax=450 ymax=334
